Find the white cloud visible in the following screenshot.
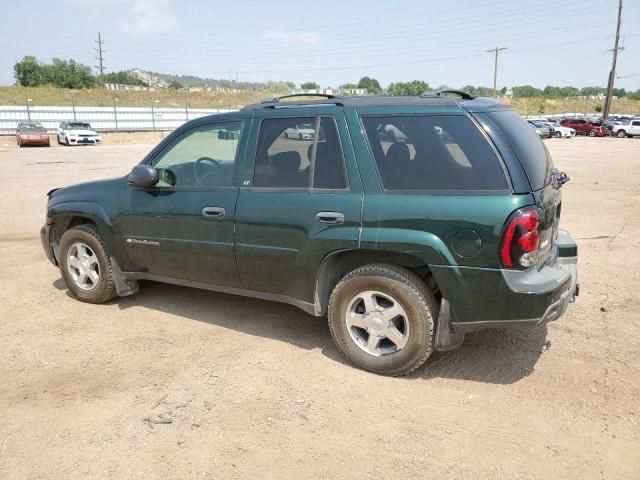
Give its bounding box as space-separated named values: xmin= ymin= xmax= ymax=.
xmin=264 ymin=31 xmax=320 ymax=45
xmin=118 ymin=0 xmax=177 ymax=34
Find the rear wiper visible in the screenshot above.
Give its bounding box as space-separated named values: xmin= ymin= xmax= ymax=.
xmin=551 ymin=168 xmax=570 ymax=189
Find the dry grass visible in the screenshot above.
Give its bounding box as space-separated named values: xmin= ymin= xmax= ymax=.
xmin=1 ymin=86 xmax=639 ymax=115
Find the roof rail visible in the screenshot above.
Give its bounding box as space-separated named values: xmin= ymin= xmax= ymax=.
xmin=261 ymin=93 xmax=338 ymax=104
xmin=420 ymin=90 xmax=476 ymax=100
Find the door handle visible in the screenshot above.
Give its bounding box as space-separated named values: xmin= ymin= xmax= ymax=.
xmin=315 ymin=211 xmax=345 ymax=225
xmin=202 ymin=206 xmax=225 ymax=219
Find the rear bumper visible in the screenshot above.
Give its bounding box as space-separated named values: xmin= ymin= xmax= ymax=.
xmin=432 ymin=229 xmax=578 ymax=333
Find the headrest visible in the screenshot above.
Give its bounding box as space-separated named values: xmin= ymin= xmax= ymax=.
xmin=271 ymin=151 xmax=301 ymax=172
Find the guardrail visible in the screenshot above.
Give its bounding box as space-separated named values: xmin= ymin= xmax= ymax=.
xmin=0 ymin=105 xmax=237 ymax=135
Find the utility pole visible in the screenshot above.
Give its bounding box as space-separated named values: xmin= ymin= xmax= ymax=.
xmin=94 ymin=32 xmax=106 ymax=85
xmin=603 ymin=0 xmax=623 ymax=119
xmin=486 ymin=47 xmax=507 ymax=98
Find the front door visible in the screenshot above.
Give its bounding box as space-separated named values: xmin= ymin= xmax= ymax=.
xmin=116 ymin=120 xmax=246 ymax=287
xmin=235 ymin=112 xmax=363 ymax=304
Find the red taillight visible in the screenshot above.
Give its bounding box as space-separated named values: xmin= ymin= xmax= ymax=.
xmin=500 ymin=208 xmax=540 ymax=268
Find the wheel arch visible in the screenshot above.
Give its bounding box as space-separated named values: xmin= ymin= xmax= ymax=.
xmin=314 ymin=249 xmax=442 ymax=316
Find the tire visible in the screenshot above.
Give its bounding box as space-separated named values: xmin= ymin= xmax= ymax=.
xmin=554 ymin=131 xmax=562 ymax=138
xmin=588 ymin=130 xmax=597 ymax=137
xmin=57 ymin=135 xmax=61 ymax=145
xmin=328 ymin=263 xmax=437 ymax=376
xmin=617 ymin=130 xmax=626 ymax=138
xmin=284 ymin=132 xmax=289 ymax=139
xmin=58 ymin=224 xmax=117 ymax=304
xmin=65 ymin=136 xmax=70 ymax=146
xmin=298 ymin=133 xmax=303 ymax=140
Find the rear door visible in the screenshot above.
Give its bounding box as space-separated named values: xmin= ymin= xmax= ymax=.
xmin=630 ymin=120 xmax=640 ymax=135
xmin=234 ymin=110 xmax=363 ymax=304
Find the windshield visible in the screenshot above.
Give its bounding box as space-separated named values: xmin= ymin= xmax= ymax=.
xmin=19 ymin=123 xmax=45 ymax=132
xmin=69 ymin=122 xmax=91 ymax=129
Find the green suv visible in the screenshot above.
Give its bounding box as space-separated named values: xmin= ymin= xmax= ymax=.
xmin=40 ymin=92 xmax=578 ymax=376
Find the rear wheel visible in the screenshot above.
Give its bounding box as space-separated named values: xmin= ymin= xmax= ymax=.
xmin=328 ymin=264 xmax=437 ymax=376
xmin=554 ymin=131 xmax=562 ymax=138
xmin=58 ymin=224 xmax=117 ymax=304
xmin=588 ymin=129 xmax=597 ymax=137
xmin=616 ymin=130 xmax=626 ymax=138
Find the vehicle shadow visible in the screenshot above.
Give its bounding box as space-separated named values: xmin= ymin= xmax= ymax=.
xmin=70 ymin=279 xmax=548 ymax=385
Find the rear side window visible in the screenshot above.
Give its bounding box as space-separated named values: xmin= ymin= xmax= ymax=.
xmin=483 ymin=109 xmax=553 ymax=191
xmin=253 ymin=116 xmax=347 ymax=189
xmin=361 ymin=115 xmax=507 ymax=191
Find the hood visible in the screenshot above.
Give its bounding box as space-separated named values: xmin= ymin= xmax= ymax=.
xmin=67 ymin=129 xmax=99 ymax=135
xmin=47 ymin=177 xmax=125 ymax=204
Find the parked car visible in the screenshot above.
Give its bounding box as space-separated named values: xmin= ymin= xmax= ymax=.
xmin=283 ymin=122 xmax=315 ymax=140
xmin=16 ymin=122 xmax=50 ymax=147
xmin=527 ymin=120 xmax=551 ymax=138
xmin=40 ymin=92 xmax=578 ymax=376
xmin=610 ymin=119 xmax=640 ymax=138
xmin=560 ymin=118 xmax=606 ymax=137
xmin=542 ymin=121 xmax=575 ymax=138
xmin=57 ymin=122 xmax=102 ymax=146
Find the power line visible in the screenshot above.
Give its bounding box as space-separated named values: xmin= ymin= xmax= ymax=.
xmin=604 ymin=0 xmax=623 ymax=119
xmin=94 ymin=32 xmax=106 ymax=85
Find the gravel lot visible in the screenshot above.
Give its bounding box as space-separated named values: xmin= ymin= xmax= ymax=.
xmin=0 ymin=135 xmax=639 ymax=479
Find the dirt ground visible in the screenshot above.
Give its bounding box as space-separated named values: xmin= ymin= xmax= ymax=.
xmin=0 ymin=134 xmax=638 ymax=479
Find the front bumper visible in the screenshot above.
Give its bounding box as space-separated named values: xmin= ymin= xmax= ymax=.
xmin=432 ymin=229 xmax=579 ymax=333
xmin=68 ymin=136 xmax=101 ymax=145
xmin=40 ymin=223 xmax=58 ymax=265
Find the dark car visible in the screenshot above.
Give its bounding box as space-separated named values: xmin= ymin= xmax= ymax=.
xmin=16 ymin=122 xmax=50 ymax=147
xmin=40 ymin=91 xmax=578 ymax=376
xmin=560 ymin=118 xmax=606 ymax=137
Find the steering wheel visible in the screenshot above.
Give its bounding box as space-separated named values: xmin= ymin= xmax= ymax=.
xmin=193 ymin=156 xmax=222 ymax=187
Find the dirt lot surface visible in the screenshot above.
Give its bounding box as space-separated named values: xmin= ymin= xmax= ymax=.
xmin=0 ymin=135 xmax=639 ymax=479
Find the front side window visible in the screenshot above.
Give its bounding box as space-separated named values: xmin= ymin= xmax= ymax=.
xmin=253 ymin=116 xmax=347 ymax=189
xmin=151 ymin=121 xmax=243 ymax=188
xmin=362 ymin=115 xmax=507 ymax=191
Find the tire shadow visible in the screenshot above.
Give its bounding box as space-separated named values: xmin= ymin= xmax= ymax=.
xmin=60 ymin=278 xmax=549 ymax=385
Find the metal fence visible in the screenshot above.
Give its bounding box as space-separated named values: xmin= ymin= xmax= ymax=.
xmin=0 ymin=105 xmax=237 ymax=135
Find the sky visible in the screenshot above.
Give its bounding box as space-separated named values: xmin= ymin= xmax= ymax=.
xmin=0 ymin=0 xmax=639 ymax=90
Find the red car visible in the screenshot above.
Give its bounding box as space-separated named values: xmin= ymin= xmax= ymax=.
xmin=16 ymin=122 xmax=50 ymax=147
xmin=559 ymin=118 xmax=607 ymax=137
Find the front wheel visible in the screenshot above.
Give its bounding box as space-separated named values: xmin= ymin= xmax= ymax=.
xmin=328 ymin=264 xmax=437 ymax=376
xmin=554 ymin=131 xmax=562 ymax=138
xmin=588 ymin=130 xmax=597 ymax=137
xmin=616 ymin=130 xmax=626 ymax=138
xmin=58 ymin=224 xmax=117 ymax=303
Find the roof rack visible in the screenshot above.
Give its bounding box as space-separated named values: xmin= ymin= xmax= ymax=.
xmin=420 ymin=90 xmax=476 ymax=100
xmin=261 ymin=93 xmax=338 ymax=104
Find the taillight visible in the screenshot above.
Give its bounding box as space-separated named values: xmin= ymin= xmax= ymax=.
xmin=499 ymin=207 xmax=540 ymax=269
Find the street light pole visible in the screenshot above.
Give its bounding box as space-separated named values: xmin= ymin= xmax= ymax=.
xmin=26 ymin=97 xmax=32 ymax=121
xmin=603 ymin=0 xmax=623 ymax=119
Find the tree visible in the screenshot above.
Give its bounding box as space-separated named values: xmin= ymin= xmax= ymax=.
xmin=13 ymin=56 xmax=42 ymax=86
xmin=357 ymin=76 xmax=381 ymax=94
xmin=168 ymin=80 xmax=183 ymax=89
xmin=594 ymin=104 xmax=603 ymax=113
xmin=339 ymin=83 xmax=357 ymax=89
xmin=103 ymin=71 xmax=148 ymax=86
xmin=300 ymin=82 xmax=320 ymax=90
xmin=512 ymin=85 xmax=542 ymax=98
xmin=387 ymin=80 xmax=429 ymax=96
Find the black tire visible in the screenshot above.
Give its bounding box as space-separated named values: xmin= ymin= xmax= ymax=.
xmin=616 ymin=130 xmax=626 ymax=138
xmin=65 ymin=136 xmax=70 ymax=146
xmin=298 ymin=133 xmax=303 ymax=140
xmin=554 ymin=131 xmax=562 ymax=138
xmin=328 ymin=263 xmax=437 ymax=376
xmin=57 ymin=135 xmax=61 ymax=145
xmin=58 ymin=224 xmax=117 ymax=304
xmin=284 ymin=132 xmax=289 ymax=139
xmin=588 ymin=129 xmax=597 ymax=137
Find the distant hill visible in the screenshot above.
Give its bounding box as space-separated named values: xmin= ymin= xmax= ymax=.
xmin=129 ymin=69 xmax=283 ymax=91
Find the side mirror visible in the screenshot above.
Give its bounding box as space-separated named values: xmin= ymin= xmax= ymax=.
xmin=128 ymin=164 xmax=158 ymax=187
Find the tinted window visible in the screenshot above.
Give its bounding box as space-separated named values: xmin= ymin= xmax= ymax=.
xmin=151 ymin=121 xmax=243 ymax=188
xmin=313 ymin=117 xmax=347 ymax=189
xmin=253 ymin=117 xmax=347 ymax=189
xmin=361 ymin=115 xmax=507 ymax=191
xmin=483 ymin=109 xmax=553 ymax=191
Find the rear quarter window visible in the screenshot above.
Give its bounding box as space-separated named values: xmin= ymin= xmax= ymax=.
xmin=361 ymin=115 xmax=507 ymax=191
xmin=483 ymin=109 xmax=553 ymax=191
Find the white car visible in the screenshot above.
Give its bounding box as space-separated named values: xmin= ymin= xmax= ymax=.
xmin=57 ymin=122 xmax=102 ymax=146
xmin=542 ymin=121 xmax=575 ymax=138
xmin=283 ymin=122 xmax=315 ymax=140
xmin=610 ymin=119 xmax=640 ymax=138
